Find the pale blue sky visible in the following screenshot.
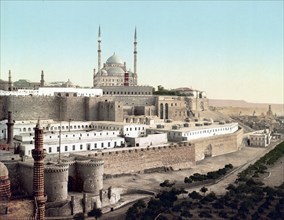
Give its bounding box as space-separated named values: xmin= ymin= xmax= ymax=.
xmin=1 ymin=0 xmax=283 ymax=104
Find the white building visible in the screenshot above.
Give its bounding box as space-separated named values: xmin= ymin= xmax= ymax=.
xmin=14 ymin=127 xmax=124 ymax=156
xmin=0 ymin=87 xmax=103 ymax=97
xmin=147 ymin=121 xmax=239 ymax=142
xmin=94 ymin=121 xmax=147 ymax=137
xmin=249 ymin=129 xmax=271 ymax=147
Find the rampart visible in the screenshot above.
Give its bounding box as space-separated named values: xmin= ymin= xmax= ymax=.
xmin=191 ymin=128 xmax=243 ymax=161
xmin=87 ymin=142 xmax=196 ymax=175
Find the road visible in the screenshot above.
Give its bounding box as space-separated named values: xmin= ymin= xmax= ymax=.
xmin=100 ymin=139 xmax=284 ymax=219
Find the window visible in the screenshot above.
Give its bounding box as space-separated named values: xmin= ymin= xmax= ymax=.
xmin=65 ymin=146 xmax=68 ymax=151
xmin=108 ymin=142 xmax=110 ymax=147
xmin=72 ymin=145 xmax=75 ymax=150
xmin=94 ymin=143 xmax=97 ymax=148
xmin=80 ymin=144 xmax=83 ymax=150
xmin=57 ymin=146 xmax=60 ymax=152
xmin=87 ymin=144 xmax=91 ymax=150
xmin=49 ymin=147 xmax=52 ymax=153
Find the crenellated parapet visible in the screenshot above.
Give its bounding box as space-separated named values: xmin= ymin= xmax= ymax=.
xmin=76 ymin=159 xmax=104 ymax=167
xmin=45 ymin=163 xmax=69 ymax=173
xmin=44 ymin=163 xmax=69 ymax=202
xmin=76 ymin=159 xmax=104 ymax=194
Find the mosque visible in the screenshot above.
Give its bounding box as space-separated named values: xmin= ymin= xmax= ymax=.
xmin=93 ymin=27 xmax=138 ymax=87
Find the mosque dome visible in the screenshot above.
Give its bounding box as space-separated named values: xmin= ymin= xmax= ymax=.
xmin=106 ymin=53 xmax=124 ymax=65
xmin=107 ymin=67 xmax=125 ymax=76
xmin=0 ymin=162 xmax=8 ymax=177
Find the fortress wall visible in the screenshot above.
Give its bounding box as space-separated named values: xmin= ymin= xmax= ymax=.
xmin=18 ymin=162 xmax=34 ymax=196
xmin=89 ymin=143 xmax=196 ymax=175
xmin=103 ymin=95 xmax=156 ymax=106
xmin=0 ymin=96 xmax=9 ymax=120
xmin=4 ymin=161 xmax=21 ymax=193
xmin=192 ymin=128 xmax=243 ymax=161
xmin=60 ymin=97 xmax=86 ymax=121
xmin=1 ymin=95 xmax=207 ymax=121
xmin=3 ymin=96 xmax=59 ymax=120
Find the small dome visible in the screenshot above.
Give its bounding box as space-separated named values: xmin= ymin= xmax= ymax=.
xmin=107 ymin=67 xmax=125 ymax=76
xmin=101 ymin=69 xmax=108 ymax=76
xmin=199 ymin=91 xmax=207 ymax=98
xmin=106 ymin=53 xmax=124 ymax=65
xmin=0 ymin=162 xmax=8 ymax=177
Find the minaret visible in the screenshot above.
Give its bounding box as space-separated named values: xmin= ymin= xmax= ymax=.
xmin=98 ymin=26 xmax=102 ymax=76
xmin=8 ymin=70 xmax=12 ymax=91
xmin=134 ymin=27 xmax=137 ymax=75
xmin=6 ymin=111 xmax=14 ymax=152
xmin=40 ymin=70 xmax=45 ymax=87
xmin=32 ymin=120 xmax=46 ymax=220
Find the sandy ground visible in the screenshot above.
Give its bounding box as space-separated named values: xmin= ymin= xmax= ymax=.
xmin=99 ymin=139 xmax=284 ymax=220
xmin=262 ymin=155 xmax=284 ymax=187
xmin=104 ymin=141 xmax=282 ymax=194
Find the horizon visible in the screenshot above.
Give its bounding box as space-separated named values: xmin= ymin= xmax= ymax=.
xmin=1 ymin=1 xmax=283 ymax=104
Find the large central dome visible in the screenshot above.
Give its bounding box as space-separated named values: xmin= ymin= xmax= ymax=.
xmin=106 ymin=53 xmax=124 ymax=65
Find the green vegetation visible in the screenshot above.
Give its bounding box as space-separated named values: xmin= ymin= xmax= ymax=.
xmin=125 ymin=142 xmax=284 ymax=220
xmin=184 ymin=164 xmax=233 ymax=184
xmin=238 ymin=141 xmax=284 ymax=181
xmin=153 ymin=85 xmax=187 ymax=96
xmin=160 ymin=179 xmax=175 ymax=187
xmin=88 ymin=208 xmax=102 ymax=219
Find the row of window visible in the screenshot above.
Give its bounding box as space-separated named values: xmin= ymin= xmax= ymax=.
xmin=19 ymin=124 xmax=95 ymax=132
xmin=47 ymin=131 xmax=119 ymax=139
xmin=56 ymin=93 xmax=100 ymax=97
xmin=125 ymin=127 xmax=145 ymax=131
xmin=47 ymin=141 xmax=124 ymax=153
xmin=103 ymin=91 xmax=151 ymax=95
xmin=170 ymin=126 xmax=234 ymax=137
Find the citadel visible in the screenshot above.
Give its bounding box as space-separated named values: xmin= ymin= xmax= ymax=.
xmin=0 ymin=28 xmax=247 ymax=219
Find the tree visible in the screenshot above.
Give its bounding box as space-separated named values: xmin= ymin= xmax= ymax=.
xmin=200 ymin=186 xmax=208 ymax=196
xmin=73 ymin=213 xmax=85 ymax=220
xmin=188 ymin=191 xmax=202 ymax=200
xmin=160 ymin=179 xmax=175 ymax=187
xmin=184 ymin=177 xmax=192 ymax=184
xmin=88 ymin=208 xmax=102 ymax=219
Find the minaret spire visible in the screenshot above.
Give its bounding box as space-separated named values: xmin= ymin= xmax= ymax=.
xmin=40 ymin=70 xmax=45 ymax=87
xmin=134 ymin=27 xmax=137 ymax=75
xmin=98 ymin=26 xmax=102 ymax=76
xmin=32 ymin=119 xmax=46 ymax=220
xmin=8 ymin=70 xmax=12 ymax=91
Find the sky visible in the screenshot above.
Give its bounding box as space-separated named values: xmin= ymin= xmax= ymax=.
xmin=0 ymin=0 xmax=283 ymax=104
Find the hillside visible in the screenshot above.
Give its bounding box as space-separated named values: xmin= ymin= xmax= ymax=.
xmin=209 ymin=99 xmax=283 ymax=116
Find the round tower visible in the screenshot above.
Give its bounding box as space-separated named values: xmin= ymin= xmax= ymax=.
xmin=44 ymin=163 xmax=69 ymax=202
xmin=76 ymin=159 xmax=104 ymax=195
xmin=0 ymin=162 xmax=11 ymax=200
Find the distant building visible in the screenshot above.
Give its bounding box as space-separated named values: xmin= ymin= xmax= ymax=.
xmin=147 ymin=121 xmax=239 ymax=142
xmin=266 ymin=105 xmax=273 ymax=116
xmin=249 ymin=129 xmax=271 ymax=147
xmin=93 ymin=27 xmax=138 ymax=87
xmin=0 ymin=87 xmax=103 ymax=97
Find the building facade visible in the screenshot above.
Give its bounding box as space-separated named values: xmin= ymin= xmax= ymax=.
xmin=93 ymin=27 xmax=138 ymax=87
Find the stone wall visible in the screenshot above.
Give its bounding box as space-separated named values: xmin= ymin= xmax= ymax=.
xmin=88 ymin=143 xmax=196 ymax=175
xmin=191 ymin=128 xmax=243 ymax=161
xmin=1 ymin=95 xmax=208 ymax=121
